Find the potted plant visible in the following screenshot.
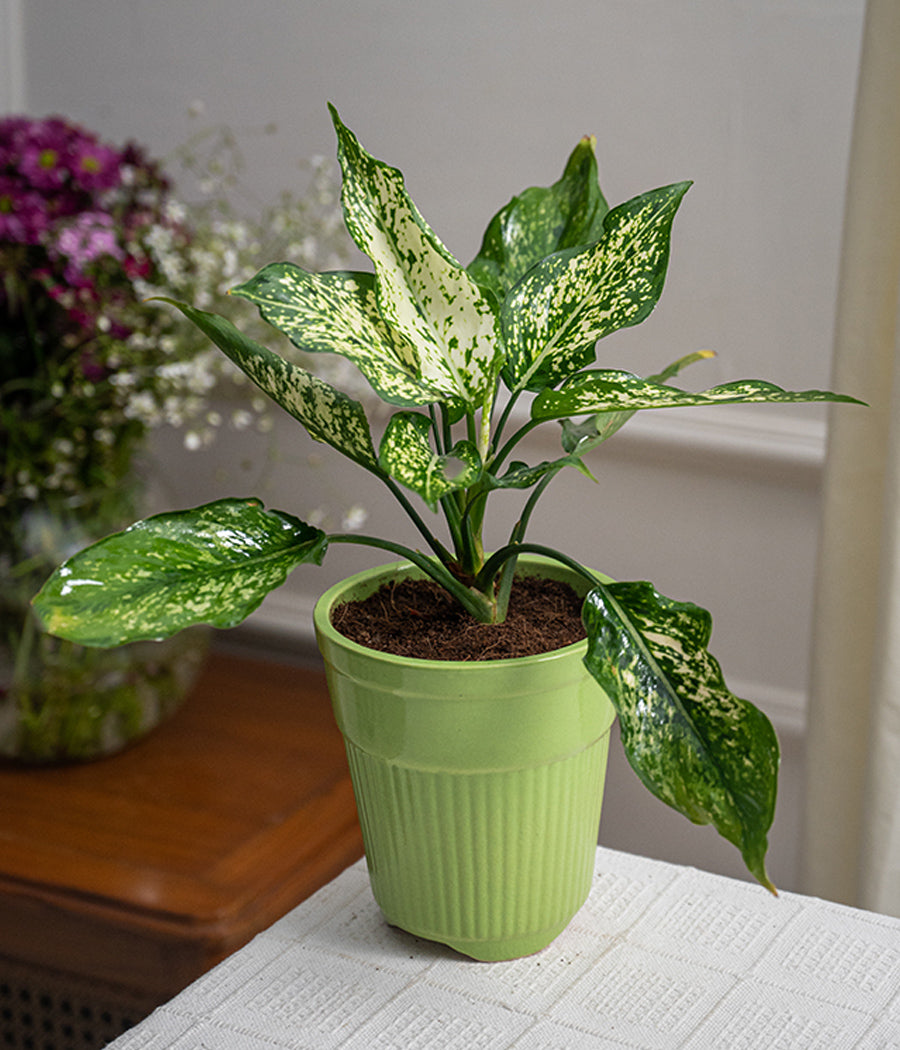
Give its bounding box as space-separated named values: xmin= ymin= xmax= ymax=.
xmin=32 ymin=105 xmax=860 ymax=956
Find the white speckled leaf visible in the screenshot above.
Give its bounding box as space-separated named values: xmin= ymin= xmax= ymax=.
xmin=533 ymin=370 xmax=865 ymax=420
xmin=582 ymin=580 xmax=778 ymax=891
xmin=378 ymin=411 xmax=481 ymax=508
xmin=559 ymin=352 xmax=717 ymax=456
xmin=502 ymin=182 xmax=691 ymax=393
xmin=330 ymin=106 xmax=501 ymax=410
xmin=32 ymin=499 xmax=327 ymax=647
xmin=231 ymin=263 xmax=450 ymax=407
xmin=157 ymin=298 xmax=379 ymax=469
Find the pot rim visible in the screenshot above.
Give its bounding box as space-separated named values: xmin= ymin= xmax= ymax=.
xmin=313 ymin=555 xmax=603 ymax=671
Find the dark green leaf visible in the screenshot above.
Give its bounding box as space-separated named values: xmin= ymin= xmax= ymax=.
xmin=468 ymin=135 xmax=609 ymax=303
xmin=32 ymin=499 xmax=327 ymax=647
xmin=582 ymin=580 xmax=778 ymax=891
xmin=560 ymin=412 xmax=633 ymax=455
xmin=487 ymin=456 xmax=593 ymax=491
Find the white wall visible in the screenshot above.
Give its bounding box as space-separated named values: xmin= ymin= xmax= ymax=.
xmin=9 ymin=0 xmax=868 ymax=891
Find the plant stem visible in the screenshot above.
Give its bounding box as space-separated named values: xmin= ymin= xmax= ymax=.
xmin=382 ymin=475 xmax=454 ymax=563
xmin=490 ymin=416 xmax=541 ymax=475
xmin=328 ymin=533 xmax=496 ymax=621
xmin=429 ymin=404 xmax=444 ymax=455
xmin=490 ymin=387 xmax=522 ymax=454
xmin=476 ymin=541 xmax=599 ymax=595
xmin=439 ymin=403 xmax=454 ymax=454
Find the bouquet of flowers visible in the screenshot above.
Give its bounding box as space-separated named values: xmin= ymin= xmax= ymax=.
xmin=1 ymin=114 xmax=355 ymax=533
xmin=0 ymin=113 xmax=353 ymax=760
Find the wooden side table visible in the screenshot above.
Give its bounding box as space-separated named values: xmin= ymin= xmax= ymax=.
xmin=0 ymin=649 xmax=363 ymax=1050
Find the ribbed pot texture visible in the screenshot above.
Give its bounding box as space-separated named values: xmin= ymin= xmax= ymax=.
xmin=314 ymin=557 xmax=616 ymax=961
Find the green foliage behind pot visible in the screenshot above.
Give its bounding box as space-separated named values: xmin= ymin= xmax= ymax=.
xmin=33 ymin=105 xmax=864 ymax=890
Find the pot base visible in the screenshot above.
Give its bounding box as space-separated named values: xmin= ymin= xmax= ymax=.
xmin=385 ymin=913 xmax=581 ymax=962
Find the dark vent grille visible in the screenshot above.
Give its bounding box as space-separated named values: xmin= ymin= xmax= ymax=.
xmin=0 ymin=957 xmax=150 ymax=1050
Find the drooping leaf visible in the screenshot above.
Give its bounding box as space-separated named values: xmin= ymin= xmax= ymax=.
xmin=533 ymin=370 xmax=866 ymax=421
xmin=502 ymin=182 xmax=692 ymax=393
xmin=155 ymin=298 xmax=379 ymax=470
xmin=379 ymin=411 xmax=481 ymax=509
xmin=582 ymin=580 xmax=778 ymax=891
xmin=231 ymin=263 xmax=454 ymax=408
xmin=489 ymin=460 xmax=568 ymax=490
xmin=32 ymin=499 xmax=327 ymax=647
xmin=468 ymin=135 xmax=609 ymax=304
xmin=486 ymin=454 xmax=596 ymax=492
xmin=560 ymin=413 xmax=632 ymax=456
xmin=330 ymin=105 xmax=501 ymax=412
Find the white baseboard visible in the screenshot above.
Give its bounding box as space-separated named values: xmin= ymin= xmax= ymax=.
xmin=527 ymin=403 xmax=828 ymax=479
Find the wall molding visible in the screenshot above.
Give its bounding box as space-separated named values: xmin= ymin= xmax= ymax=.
xmin=0 ymin=0 xmax=25 ymax=112
xmin=610 ymin=406 xmax=827 ymax=472
xmin=519 ymin=402 xmax=829 ymax=482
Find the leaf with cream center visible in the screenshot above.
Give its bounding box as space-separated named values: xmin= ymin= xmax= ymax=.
xmin=231 ymin=263 xmax=454 ymax=409
xmin=330 ymin=105 xmax=501 ymax=412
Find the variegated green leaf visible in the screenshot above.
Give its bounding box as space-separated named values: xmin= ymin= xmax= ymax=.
xmin=582 ymin=580 xmax=778 ymax=891
xmin=330 ymin=105 xmax=501 ymax=411
xmin=533 ymin=370 xmax=866 ymax=421
xmin=560 ymin=350 xmax=717 ymax=453
xmin=468 ymin=135 xmax=609 ymax=304
xmin=502 ymin=182 xmax=691 ymax=393
xmin=156 ymin=298 xmax=379 ymax=470
xmin=32 ymin=499 xmax=327 ymax=647
xmin=560 ymin=413 xmax=632 ymax=455
xmin=231 ymin=263 xmax=454 ymax=409
xmin=487 ymin=454 xmax=595 ymax=491
xmin=490 ymin=460 xmax=566 ymax=490
xmin=379 ymin=411 xmax=481 ymax=509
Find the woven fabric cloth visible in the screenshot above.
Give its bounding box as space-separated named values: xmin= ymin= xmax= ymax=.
xmin=105 ymin=847 xmax=900 ymax=1049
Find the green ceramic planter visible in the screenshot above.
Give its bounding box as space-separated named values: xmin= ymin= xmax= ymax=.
xmin=314 ymin=556 xmax=616 ymax=961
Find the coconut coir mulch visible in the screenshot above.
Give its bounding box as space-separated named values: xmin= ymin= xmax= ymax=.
xmin=332 ymin=574 xmax=586 ymax=661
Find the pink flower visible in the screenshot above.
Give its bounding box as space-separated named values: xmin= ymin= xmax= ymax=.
xmin=15 ymin=117 xmax=76 ymax=192
xmin=69 ymin=137 xmax=120 ymax=193
xmin=52 ymin=211 xmax=124 ymax=285
xmin=0 ymin=175 xmax=49 ymax=243
xmin=79 ymin=349 xmax=108 ymax=384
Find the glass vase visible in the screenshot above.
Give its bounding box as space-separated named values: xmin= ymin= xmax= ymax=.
xmin=0 ymin=490 xmax=208 ymax=764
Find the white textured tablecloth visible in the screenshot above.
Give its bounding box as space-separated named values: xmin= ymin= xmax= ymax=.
xmin=106 ymin=846 xmax=900 ymax=1049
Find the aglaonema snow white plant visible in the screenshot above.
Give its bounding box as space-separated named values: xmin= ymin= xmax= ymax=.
xmin=34 ymin=105 xmax=862 ymax=891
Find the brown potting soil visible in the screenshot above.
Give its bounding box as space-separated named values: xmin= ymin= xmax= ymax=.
xmin=331 ymin=574 xmax=587 ymax=660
